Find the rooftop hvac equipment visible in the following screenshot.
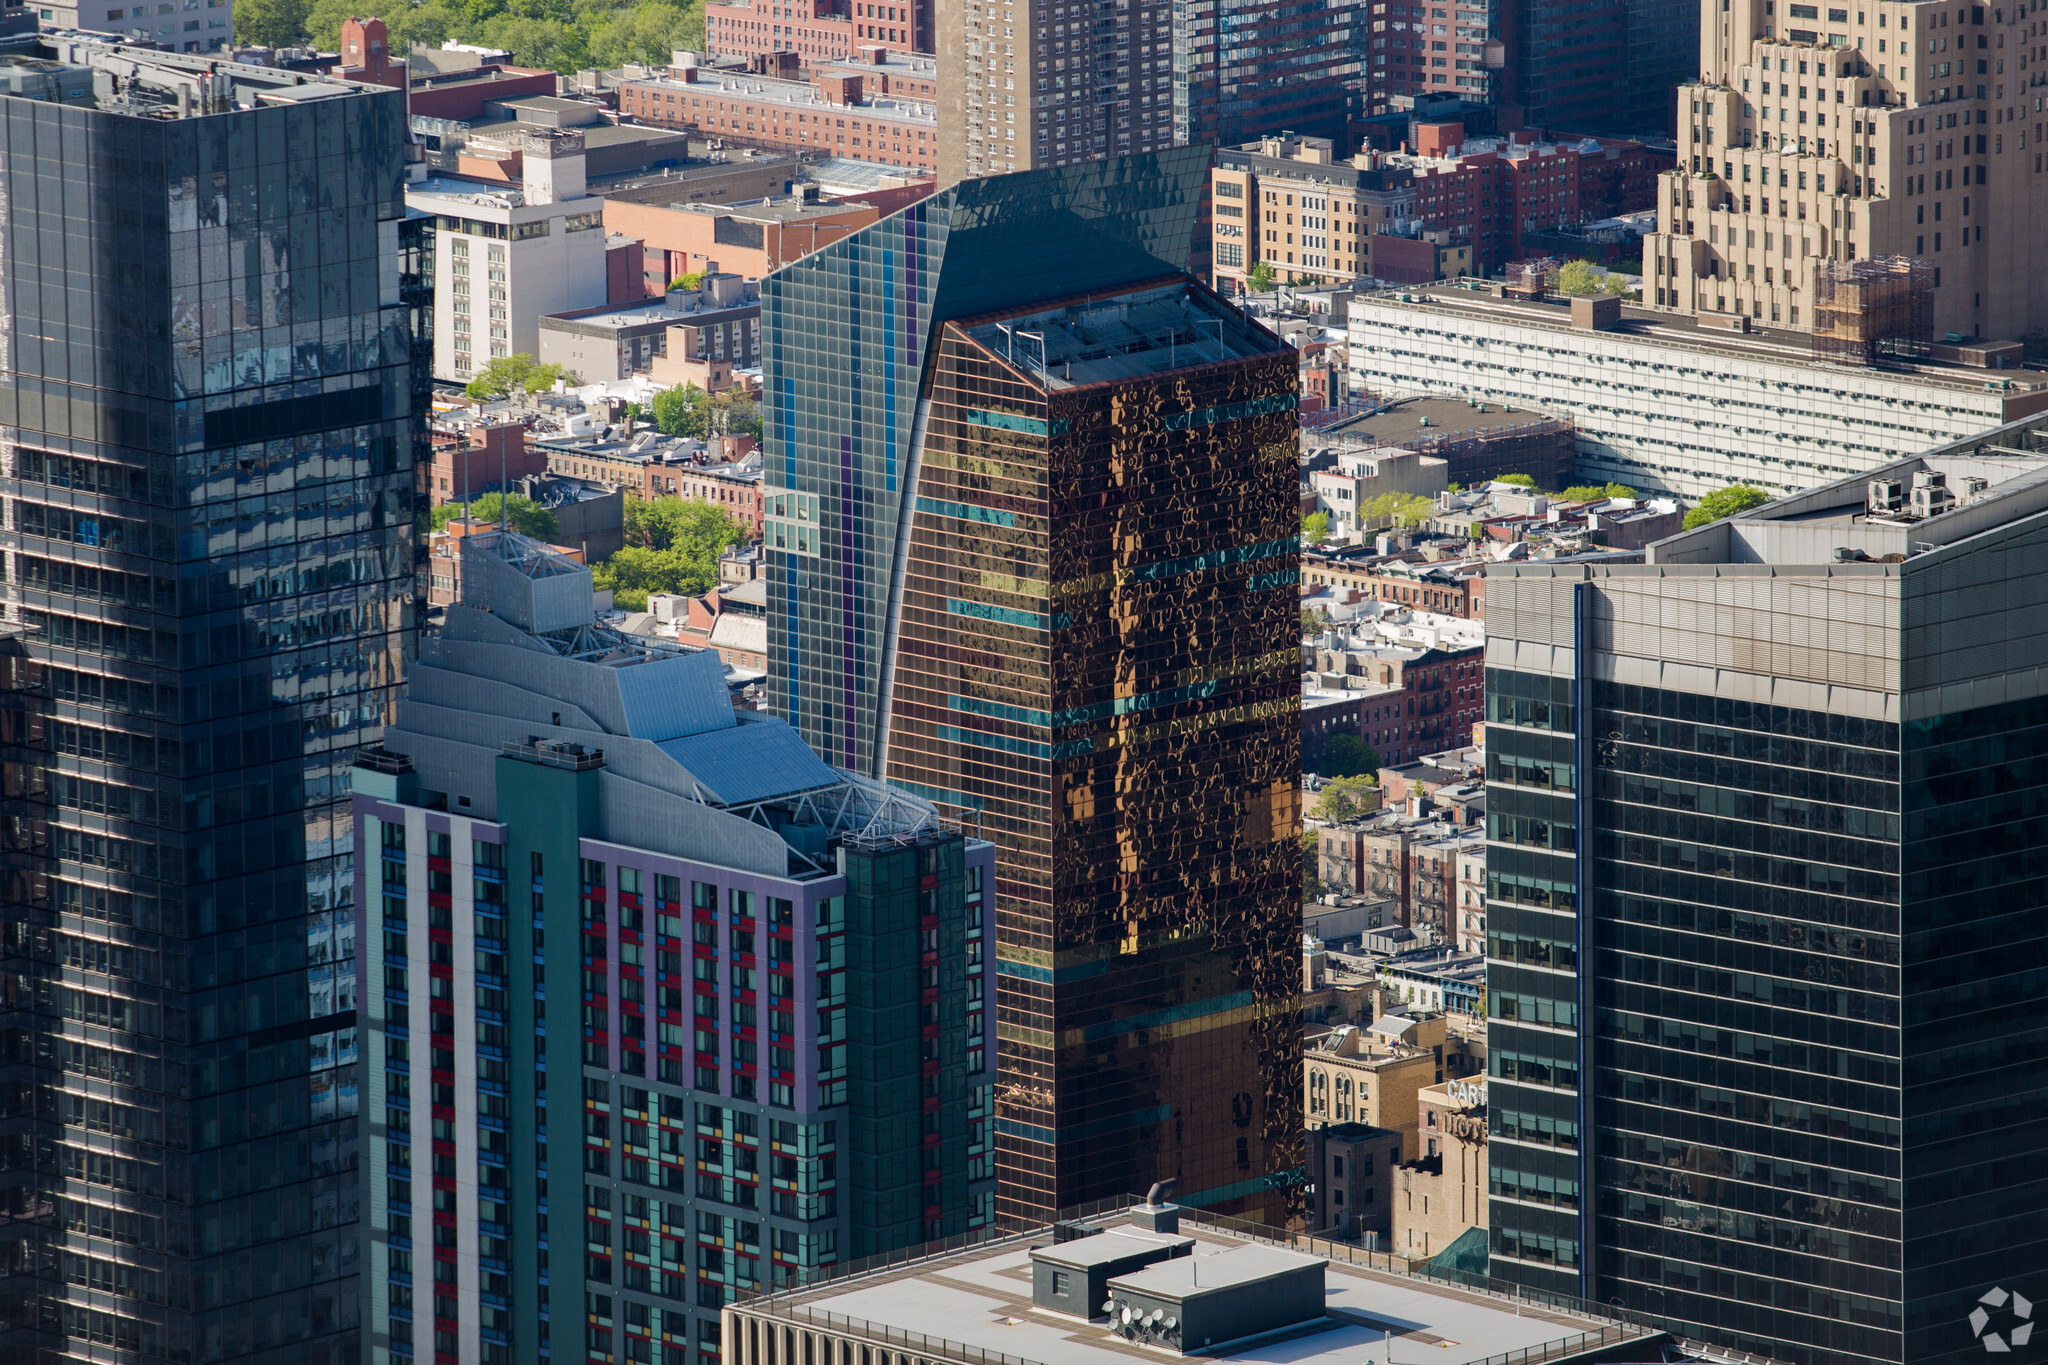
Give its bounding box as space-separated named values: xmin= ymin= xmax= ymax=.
xmin=1867 ymin=477 xmax=1905 ymax=516
xmin=1909 ymin=469 xmax=1954 ymax=519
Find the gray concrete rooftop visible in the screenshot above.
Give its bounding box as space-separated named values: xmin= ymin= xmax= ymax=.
xmin=765 ymin=1220 xmax=1647 ymax=1365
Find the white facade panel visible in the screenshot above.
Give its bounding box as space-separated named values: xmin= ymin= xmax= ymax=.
xmin=1349 ymin=300 xmax=2024 ymax=500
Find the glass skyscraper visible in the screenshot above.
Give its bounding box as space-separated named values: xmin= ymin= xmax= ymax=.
xmin=0 ymin=40 xmax=417 ymax=1365
xmin=763 ymin=153 xmax=1306 ymax=1224
xmin=1483 ymin=434 xmax=2048 ymax=1365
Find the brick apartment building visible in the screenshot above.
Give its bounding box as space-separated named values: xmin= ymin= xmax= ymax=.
xmin=706 ymin=0 xmax=930 ymax=65
xmin=1213 ymin=126 xmax=1658 ymax=287
xmin=1303 ymin=551 xmax=1487 ymax=618
xmin=1365 ymin=0 xmax=1493 ymax=113
xmin=601 ymin=187 xmax=880 ymax=286
xmin=429 ymin=419 xmax=547 ymax=502
xmin=618 ymin=51 xmax=938 ymax=173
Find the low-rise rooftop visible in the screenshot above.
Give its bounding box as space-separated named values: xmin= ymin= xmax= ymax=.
xmin=624 ymin=65 xmax=935 ymax=124
xmin=0 ymin=35 xmax=397 ymax=117
xmin=1649 ymin=424 xmax=2048 ymax=567
xmin=1357 ymin=281 xmax=2048 ymax=398
xmin=737 ymin=1203 xmax=1723 ymax=1365
xmin=963 ymin=280 xmax=1287 ymax=391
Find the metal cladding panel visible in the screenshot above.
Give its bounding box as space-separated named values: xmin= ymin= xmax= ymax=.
xmin=529 ymin=564 xmax=600 ymax=634
xmin=656 ymin=716 xmax=840 ymax=805
xmin=404 ymin=664 xmax=605 ymax=732
xmin=614 ymin=648 xmax=738 ymax=740
xmin=594 ymin=771 xmax=791 ymax=876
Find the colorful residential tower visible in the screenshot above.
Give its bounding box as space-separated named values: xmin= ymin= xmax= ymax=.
xmin=353 ymin=531 xmax=995 ymax=1365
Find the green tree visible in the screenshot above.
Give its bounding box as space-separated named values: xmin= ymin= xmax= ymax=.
xmin=234 ymin=0 xmax=312 ymax=47
xmin=1356 ymin=492 xmax=1435 ymax=529
xmin=1682 ymin=484 xmax=1771 ymax=530
xmin=650 ymin=383 xmax=708 ymax=438
xmin=1302 ymin=830 xmax=1323 ymax=901
xmin=292 ymin=0 xmax=704 ymax=74
xmin=1495 ymin=473 xmax=1538 ymax=489
xmin=1556 ymin=259 xmax=1605 ymax=296
xmin=1558 ymin=482 xmax=1638 ymax=502
xmin=1311 ymin=775 xmax=1380 ymax=822
xmin=583 ymin=0 xmax=703 ymax=69
xmin=1302 ymin=511 xmax=1332 ymax=544
xmin=708 ymin=388 xmax=762 ymax=438
xmin=1301 ymin=605 xmax=1330 ymax=636
xmin=465 ymin=353 xmax=570 ymax=401
xmin=1246 ymin=260 xmax=1278 ymax=292
xmin=596 ymin=500 xmax=749 ymax=608
xmin=667 ymin=271 xmax=706 ymax=294
xmin=1320 ymin=733 xmax=1383 ymax=779
xmin=650 ymin=384 xmax=760 ymax=439
xmin=432 ymin=493 xmax=559 ymax=541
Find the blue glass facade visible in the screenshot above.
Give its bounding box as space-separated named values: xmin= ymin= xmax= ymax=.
xmin=0 ymin=53 xmax=417 ymax=1365
xmin=761 ymin=151 xmax=1206 ymax=778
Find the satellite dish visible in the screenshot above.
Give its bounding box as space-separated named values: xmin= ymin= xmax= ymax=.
xmin=1121 ymin=1307 xmax=1133 ymax=1324
xmin=1164 ymin=1318 xmax=1178 ymax=1330
xmin=1103 ymin=1300 xmax=1117 ymax=1315
xmin=1148 ymin=1310 xmax=1162 ymax=1323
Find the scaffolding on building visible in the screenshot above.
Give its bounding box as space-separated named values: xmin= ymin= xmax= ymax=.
xmin=1501 ymin=257 xmax=1560 ymax=299
xmin=1811 ymin=256 xmax=1934 ymax=366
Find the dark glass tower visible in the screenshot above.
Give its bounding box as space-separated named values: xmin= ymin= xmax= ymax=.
xmin=762 ymin=153 xmax=1306 ymax=1225
xmin=1483 ymin=440 xmax=2048 ymax=1365
xmin=0 ymin=41 xmax=416 ymax=1365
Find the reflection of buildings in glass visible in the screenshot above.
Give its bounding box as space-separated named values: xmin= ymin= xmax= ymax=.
xmin=0 ymin=44 xmax=417 ymax=1365
xmin=1482 ymin=440 xmax=2048 ymax=1365
xmin=762 ymin=153 xmax=1303 ymax=1224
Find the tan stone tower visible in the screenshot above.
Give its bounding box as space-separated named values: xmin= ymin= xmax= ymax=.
xmin=1644 ymin=0 xmax=2048 ymax=341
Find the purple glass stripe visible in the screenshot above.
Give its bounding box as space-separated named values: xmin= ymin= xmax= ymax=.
xmin=841 ymin=432 xmax=857 ymax=770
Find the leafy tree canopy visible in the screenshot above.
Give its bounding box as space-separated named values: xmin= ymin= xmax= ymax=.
xmin=1320 ymin=733 xmax=1383 ymax=780
xmin=1682 ymin=484 xmax=1771 ymax=530
xmin=1555 ymin=259 xmax=1630 ymax=297
xmin=431 ymin=492 xmax=559 ymax=541
xmin=1356 ymin=492 xmax=1436 ymax=529
xmin=249 ymin=0 xmax=705 ymax=76
xmin=1495 ymin=474 xmax=1538 ymax=489
xmin=595 ymin=499 xmax=749 ymax=609
xmin=649 ymin=384 xmax=762 ymax=440
xmin=1558 ymin=482 xmax=1639 ymax=502
xmin=464 ymin=352 xmax=569 ymax=400
xmin=1311 ymin=775 xmax=1380 ymax=822
xmin=1246 ymin=260 xmax=1278 ymax=292
xmin=1302 ymin=511 xmax=1332 ymax=544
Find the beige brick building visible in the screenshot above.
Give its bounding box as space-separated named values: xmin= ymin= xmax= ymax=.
xmin=1646 ymin=0 xmax=2048 ymax=339
xmin=1392 ymin=1078 xmax=1489 ymax=1261
xmin=1303 ymin=1014 xmax=1448 ymax=1151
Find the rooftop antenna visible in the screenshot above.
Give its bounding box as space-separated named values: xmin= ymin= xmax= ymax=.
xmin=1017 ymin=330 xmax=1047 ymax=384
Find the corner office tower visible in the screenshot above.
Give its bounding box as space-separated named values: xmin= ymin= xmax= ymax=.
xmin=0 ymin=37 xmax=420 ymax=1365
xmin=1482 ymin=428 xmax=2048 ymax=1365
xmin=763 ymin=153 xmax=1305 ymax=1224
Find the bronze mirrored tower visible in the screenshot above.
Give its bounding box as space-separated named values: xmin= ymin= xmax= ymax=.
xmin=762 ymin=154 xmax=1304 ymax=1223
xmin=888 ymin=281 xmax=1304 ymax=1221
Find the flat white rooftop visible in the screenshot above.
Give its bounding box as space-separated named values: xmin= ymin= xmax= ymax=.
xmin=750 ymin=1218 xmax=1655 ymax=1365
